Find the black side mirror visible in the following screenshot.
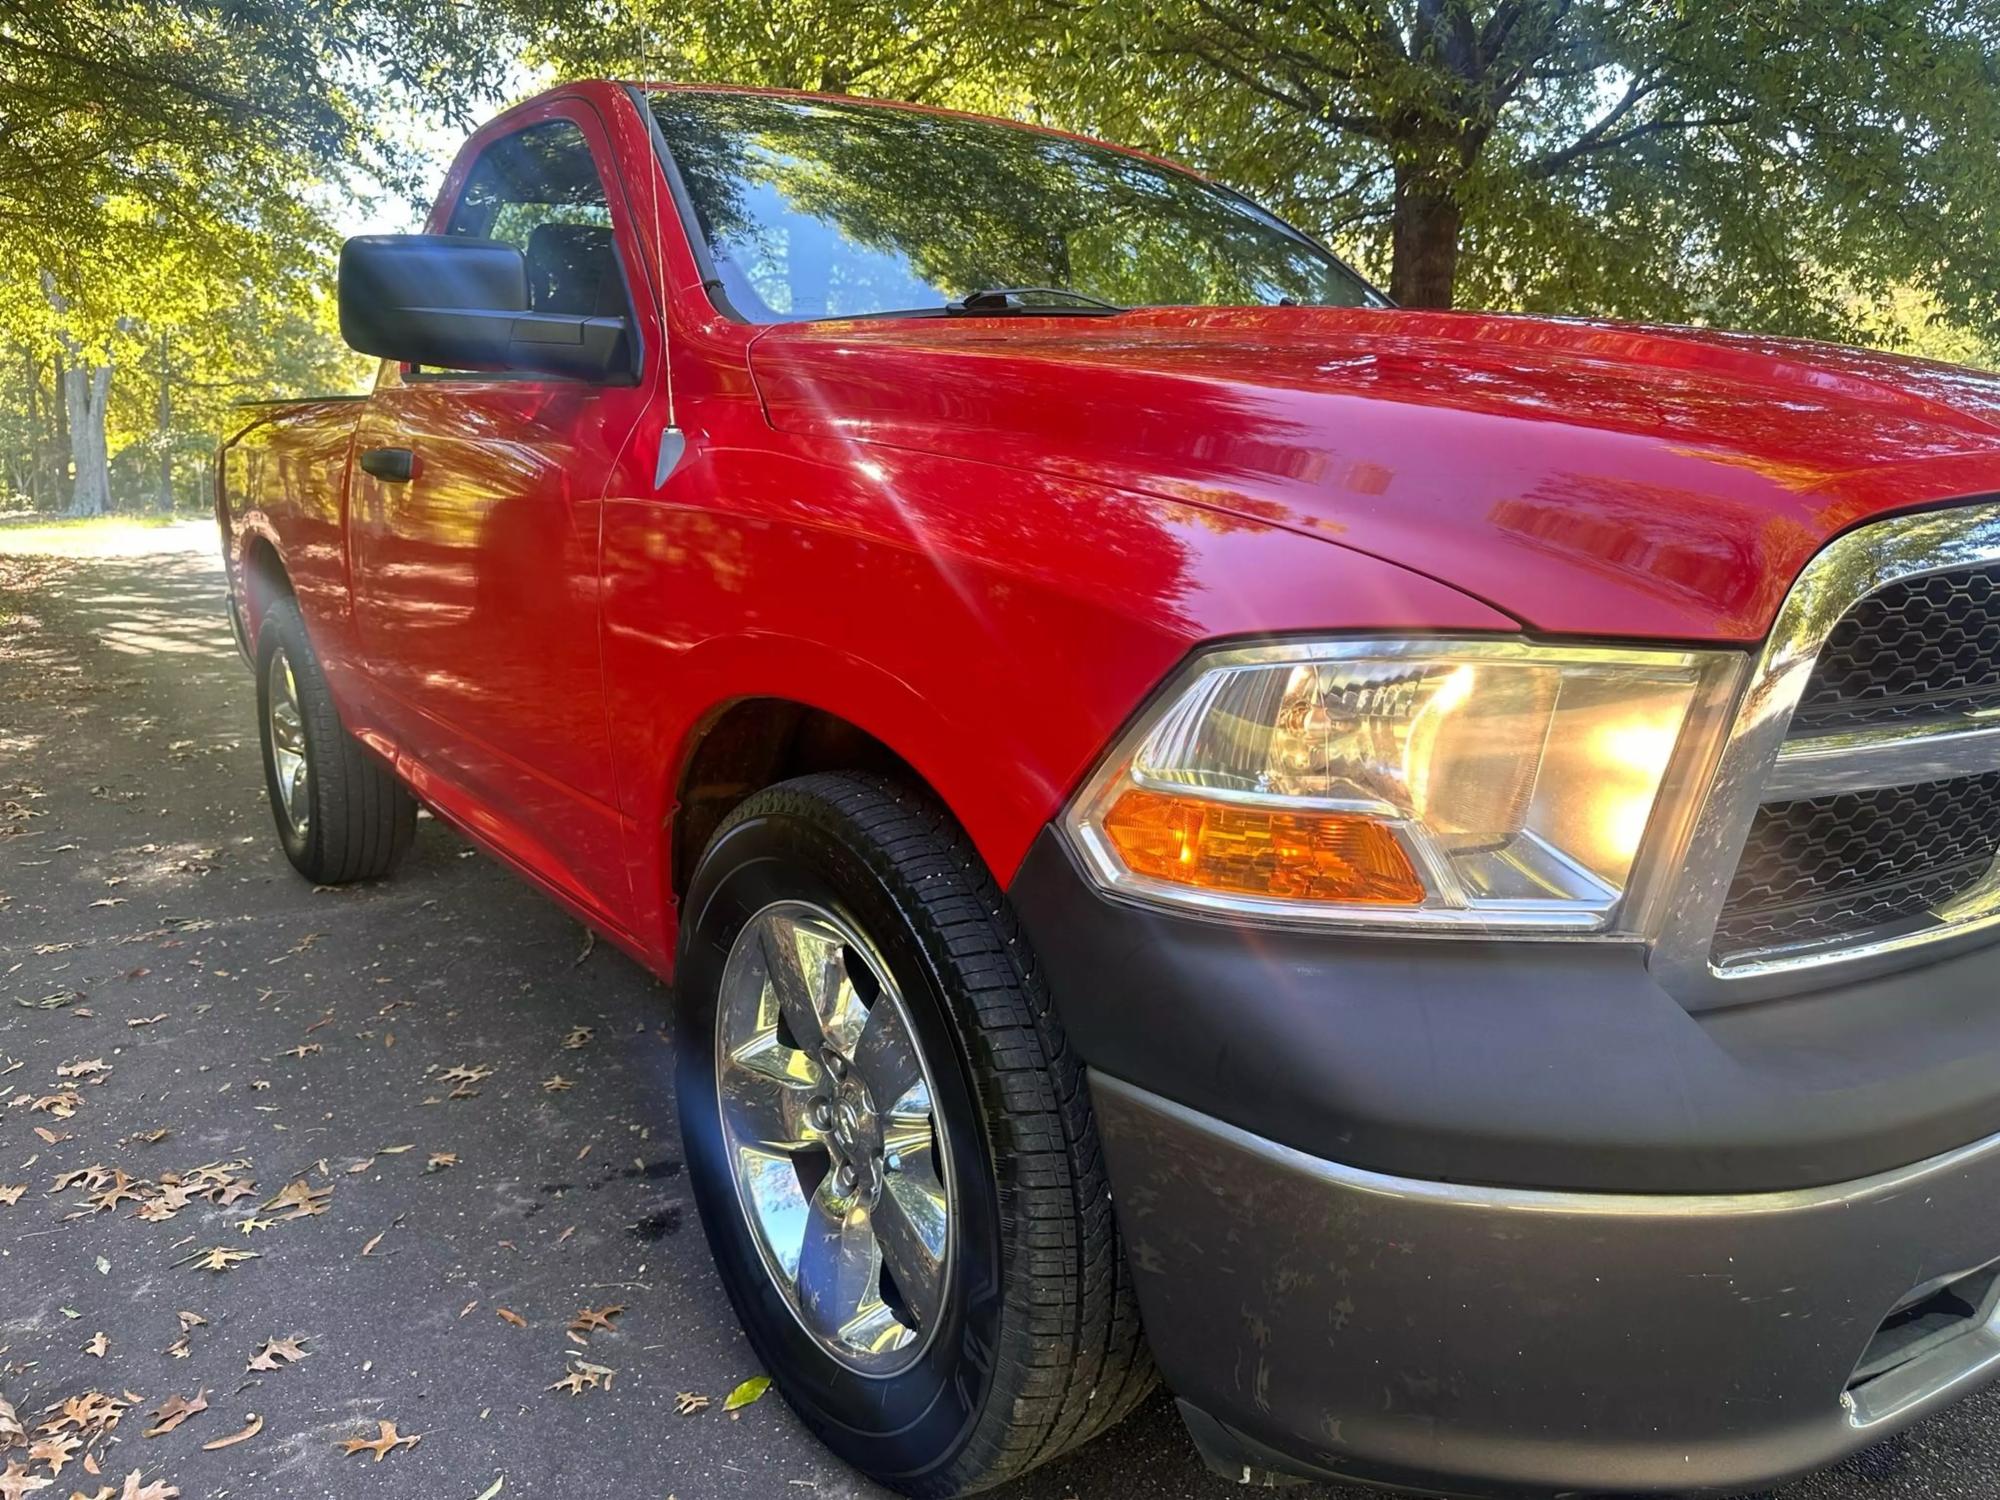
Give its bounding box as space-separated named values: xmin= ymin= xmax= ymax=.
xmin=337 ymin=234 xmax=634 ymax=383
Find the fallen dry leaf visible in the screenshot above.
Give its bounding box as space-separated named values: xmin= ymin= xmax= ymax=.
xmin=181 ymin=1247 xmax=258 ymax=1274
xmin=86 ymin=1177 xmax=144 ymax=1214
xmin=82 ymin=1333 xmax=107 ymax=1359
xmin=26 ymin=1432 xmax=77 ymax=1474
xmin=261 ymin=1180 xmax=330 ymax=1220
xmin=540 ymin=1075 xmax=573 ymax=1093
xmin=495 ymin=1309 xmax=526 ymax=1329
xmin=568 ymin=1305 xmax=624 ymax=1336
xmin=176 ymin=1312 xmax=206 ymax=1333
xmin=336 ymin=1420 xmax=419 ymax=1462
xmin=424 ymin=1154 xmax=457 ymax=1173
xmin=561 ymin=1027 xmax=593 ymax=1050
xmin=199 ymin=1415 xmax=261 ymax=1452
xmin=359 ymin=1232 xmax=384 ymax=1257
xmin=38 ymin=1392 xmax=128 ymax=1440
xmin=0 ymin=1187 xmax=23 ymax=1208
xmin=549 ymin=1360 xmax=615 ymax=1397
xmin=143 ymin=1391 xmax=207 ymax=1439
xmin=0 ymin=1394 xmax=21 ymax=1450
xmin=244 ymin=1338 xmax=307 ymax=1373
xmin=117 ymin=1473 xmax=177 ymax=1500
xmin=0 ymin=1458 xmax=49 ymax=1498
xmin=674 ymin=1391 xmax=709 ymax=1416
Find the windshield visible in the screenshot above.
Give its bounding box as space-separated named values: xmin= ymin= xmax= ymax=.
xmin=646 ymin=91 xmax=1381 ymax=323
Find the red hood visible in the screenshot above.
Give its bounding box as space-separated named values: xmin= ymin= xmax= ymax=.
xmin=747 ymin=306 xmax=2000 ymax=640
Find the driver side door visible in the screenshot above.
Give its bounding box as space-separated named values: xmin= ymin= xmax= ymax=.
xmin=347 ymin=101 xmax=661 ymax=931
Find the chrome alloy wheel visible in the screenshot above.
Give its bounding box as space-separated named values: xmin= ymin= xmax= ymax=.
xmin=715 ymin=900 xmax=953 ymax=1374
xmin=266 ymin=646 xmax=310 ymax=838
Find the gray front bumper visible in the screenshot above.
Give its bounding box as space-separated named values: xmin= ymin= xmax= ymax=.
xmin=1096 ymin=1073 xmax=2000 ymax=1496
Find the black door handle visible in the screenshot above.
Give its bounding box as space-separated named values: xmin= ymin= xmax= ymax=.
xmin=359 ymin=446 xmax=416 ymax=483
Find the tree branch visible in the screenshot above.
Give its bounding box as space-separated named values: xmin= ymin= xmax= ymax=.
xmin=1528 ymin=106 xmax=1755 ymax=180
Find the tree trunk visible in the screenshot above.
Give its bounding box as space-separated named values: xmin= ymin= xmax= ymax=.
xmin=23 ymin=348 xmax=45 ymax=509
xmin=64 ymin=360 xmax=112 ymax=517
xmin=1388 ymin=163 xmax=1464 ymax=308
xmin=156 ymin=330 xmax=173 ymax=513
xmin=51 ymin=348 xmax=72 ymax=511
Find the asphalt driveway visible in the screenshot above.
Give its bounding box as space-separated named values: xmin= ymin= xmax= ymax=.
xmin=1 ymin=520 xmax=1996 ymax=1500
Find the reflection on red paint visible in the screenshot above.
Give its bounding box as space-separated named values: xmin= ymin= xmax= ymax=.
xmin=218 ymin=80 xmax=2000 ymax=975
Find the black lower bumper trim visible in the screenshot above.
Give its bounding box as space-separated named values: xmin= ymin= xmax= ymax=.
xmin=1009 ymin=826 xmax=2000 ymax=1193
xmin=1100 ymin=1076 xmax=2000 ymax=1498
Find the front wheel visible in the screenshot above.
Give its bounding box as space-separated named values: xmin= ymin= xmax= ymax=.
xmin=254 ymin=596 xmax=415 ymax=884
xmin=675 ymin=774 xmax=1152 ymax=1497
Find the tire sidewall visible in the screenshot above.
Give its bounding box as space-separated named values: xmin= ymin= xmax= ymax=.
xmin=676 ymin=801 xmax=1005 ymax=1487
xmin=254 ymin=603 xmax=317 ymax=871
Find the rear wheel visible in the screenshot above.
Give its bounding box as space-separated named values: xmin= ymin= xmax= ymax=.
xmin=255 ymin=596 xmax=415 ymax=884
xmin=675 ymin=774 xmax=1153 ymax=1497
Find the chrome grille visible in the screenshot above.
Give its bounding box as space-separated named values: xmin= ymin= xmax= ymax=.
xmin=1651 ymin=499 xmax=2000 ymax=1003
xmin=1793 ymin=563 xmax=2000 ymax=733
xmin=1712 ymin=773 xmax=2000 ymax=964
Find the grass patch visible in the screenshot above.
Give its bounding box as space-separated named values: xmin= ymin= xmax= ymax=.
xmin=0 ymin=512 xmax=182 ymax=531
xmin=0 ymin=513 xmax=215 ymax=558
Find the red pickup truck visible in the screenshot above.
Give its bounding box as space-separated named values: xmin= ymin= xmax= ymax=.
xmin=218 ymin=80 xmax=2000 ymax=1498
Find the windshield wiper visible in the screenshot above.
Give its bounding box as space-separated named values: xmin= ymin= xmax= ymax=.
xmin=945 ymin=286 xmax=1126 ymax=316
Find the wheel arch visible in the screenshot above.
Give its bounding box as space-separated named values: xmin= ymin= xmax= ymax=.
xmin=642 ymin=625 xmax=1075 ymax=940
xmin=237 ymin=529 xmax=295 ymax=649
xmin=668 ymin=696 xmax=939 ymax=905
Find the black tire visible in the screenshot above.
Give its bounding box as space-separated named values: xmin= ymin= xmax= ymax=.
xmin=676 ymin=773 xmax=1154 ymax=1497
xmin=254 ymin=596 xmax=416 ymax=884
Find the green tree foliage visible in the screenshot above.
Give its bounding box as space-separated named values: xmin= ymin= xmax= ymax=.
xmin=540 ymin=0 xmax=2000 ymax=349
xmin=530 ymin=0 xmax=1007 ymax=104
xmin=4 ymin=0 xmax=1999 ymax=517
xmin=3 ymin=0 xmax=541 ymax=270
xmin=1017 ymin=1 xmax=2000 ymax=334
xmin=0 ymin=0 xmax=542 ymax=512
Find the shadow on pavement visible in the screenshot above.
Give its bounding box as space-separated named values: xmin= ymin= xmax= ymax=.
xmin=0 ymin=536 xmax=1979 ymax=1500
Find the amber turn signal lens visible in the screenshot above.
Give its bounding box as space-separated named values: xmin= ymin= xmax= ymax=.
xmin=1100 ymin=788 xmax=1425 ymax=906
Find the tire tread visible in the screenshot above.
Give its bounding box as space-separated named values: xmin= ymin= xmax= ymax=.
xmin=258 ymin=597 xmax=414 ymax=884
xmin=710 ymin=773 xmax=1154 ymax=1496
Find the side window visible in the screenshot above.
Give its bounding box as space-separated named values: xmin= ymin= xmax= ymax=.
xmin=445 ymin=120 xmax=633 ymax=320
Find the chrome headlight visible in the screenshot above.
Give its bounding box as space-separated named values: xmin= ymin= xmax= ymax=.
xmin=1065 ymin=639 xmax=1744 ymax=935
